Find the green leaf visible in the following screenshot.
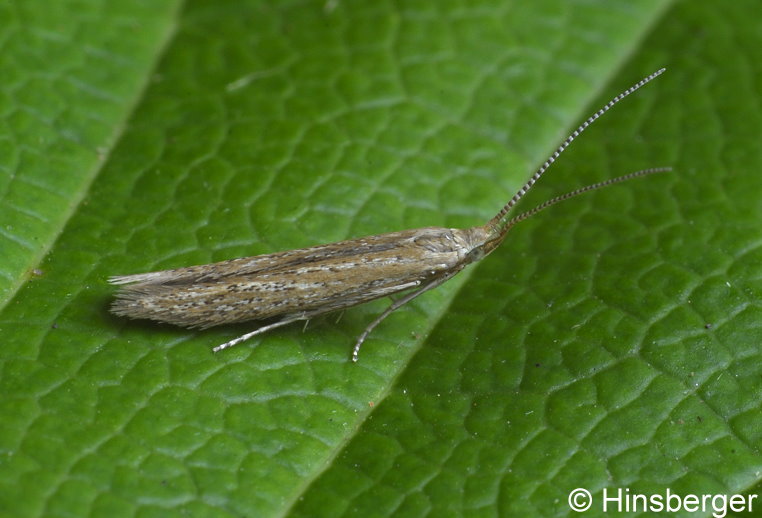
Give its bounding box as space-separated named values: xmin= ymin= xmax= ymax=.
xmin=2 ymin=0 xmax=761 ymax=517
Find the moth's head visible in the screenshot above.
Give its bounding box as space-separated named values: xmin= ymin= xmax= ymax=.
xmin=462 ymin=224 xmax=506 ymax=264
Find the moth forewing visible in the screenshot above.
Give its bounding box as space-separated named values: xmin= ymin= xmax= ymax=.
xmin=110 ymin=226 xmax=489 ymax=334
xmin=110 ymin=68 xmax=668 ymax=361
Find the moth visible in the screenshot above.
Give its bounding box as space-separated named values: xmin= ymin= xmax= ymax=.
xmin=111 ymin=68 xmax=669 ymax=361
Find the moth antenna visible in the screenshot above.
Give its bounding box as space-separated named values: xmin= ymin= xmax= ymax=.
xmin=488 ymin=68 xmax=666 ymax=234
xmin=503 ymin=166 xmax=671 ymax=231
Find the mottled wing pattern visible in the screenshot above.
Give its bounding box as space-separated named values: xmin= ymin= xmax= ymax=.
xmin=110 ymin=226 xmax=487 ymax=328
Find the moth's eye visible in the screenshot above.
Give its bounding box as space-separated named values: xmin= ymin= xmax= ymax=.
xmin=466 ymin=247 xmax=485 ymax=262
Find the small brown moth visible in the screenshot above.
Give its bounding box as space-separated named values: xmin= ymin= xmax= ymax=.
xmin=111 ymin=68 xmax=669 ymax=361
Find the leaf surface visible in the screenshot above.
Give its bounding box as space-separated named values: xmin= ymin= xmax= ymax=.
xmin=2 ymin=1 xmax=761 ymax=517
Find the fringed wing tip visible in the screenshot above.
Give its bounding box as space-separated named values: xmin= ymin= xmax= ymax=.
xmin=108 ymin=271 xmax=166 ymax=285
xmin=109 ymin=299 xmax=131 ymax=316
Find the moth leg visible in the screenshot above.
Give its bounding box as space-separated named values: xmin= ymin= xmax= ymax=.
xmin=352 ymin=272 xmax=458 ymax=362
xmin=213 ymin=317 xmax=303 ymax=352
